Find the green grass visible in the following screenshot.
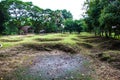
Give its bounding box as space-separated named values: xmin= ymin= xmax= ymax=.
xmin=0 ymin=33 xmax=87 ymax=49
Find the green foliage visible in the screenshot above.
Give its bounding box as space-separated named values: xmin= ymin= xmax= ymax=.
xmin=44 ymin=22 xmax=58 ymax=33
xmin=0 ymin=9 xmax=5 ymax=34
xmin=84 ymin=0 xmax=120 ymax=38
xmin=61 ymin=9 xmax=73 ymax=19
xmin=0 ymin=0 xmax=74 ymax=35
xmin=74 ymin=20 xmax=83 ymax=33
xmin=64 ymin=19 xmax=83 ymax=33
xmin=64 ymin=19 xmax=74 ymax=33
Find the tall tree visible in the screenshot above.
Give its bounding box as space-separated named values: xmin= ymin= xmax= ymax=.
xmin=99 ymin=0 xmax=120 ymax=37
xmin=84 ymin=0 xmax=118 ymax=37
xmin=61 ymin=9 xmax=73 ymax=20
xmin=0 ymin=9 xmax=5 ymax=34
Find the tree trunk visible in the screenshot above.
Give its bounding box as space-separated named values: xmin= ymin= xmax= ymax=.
xmin=108 ymin=28 xmax=112 ymax=37
xmin=105 ymin=30 xmax=109 ymax=38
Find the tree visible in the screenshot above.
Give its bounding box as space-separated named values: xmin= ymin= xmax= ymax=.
xmin=85 ymin=0 xmax=102 ymax=35
xmin=64 ymin=19 xmax=74 ymax=33
xmin=74 ymin=20 xmax=83 ymax=34
xmin=84 ymin=17 xmax=93 ymax=32
xmin=29 ymin=5 xmax=43 ymax=33
xmin=99 ymin=0 xmax=120 ymax=37
xmin=0 ymin=0 xmax=73 ymax=34
xmin=0 ymin=0 xmax=34 ymax=34
xmin=0 ymin=0 xmax=43 ymax=34
xmin=0 ymin=0 xmax=10 ymax=34
xmin=84 ymin=0 xmax=120 ymax=37
xmin=42 ymin=9 xmax=64 ymax=33
xmin=61 ymin=9 xmax=73 ymax=20
xmin=0 ymin=10 xmax=5 ymax=34
xmin=64 ymin=19 xmax=83 ymax=34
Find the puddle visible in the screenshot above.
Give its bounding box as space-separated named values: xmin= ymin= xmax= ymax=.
xmin=27 ymin=50 xmax=92 ymax=80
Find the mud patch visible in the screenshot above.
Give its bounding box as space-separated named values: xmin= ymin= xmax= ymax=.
xmin=28 ymin=53 xmax=92 ymax=80
xmin=8 ymin=50 xmax=93 ymax=80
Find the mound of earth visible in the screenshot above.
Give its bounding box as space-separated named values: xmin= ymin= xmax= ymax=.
xmin=98 ymin=40 xmax=120 ymax=50
xmin=22 ymin=43 xmax=77 ymax=53
xmin=77 ymin=42 xmax=93 ymax=49
xmin=35 ymin=38 xmax=63 ymax=42
xmin=85 ymin=37 xmax=109 ymax=43
xmin=96 ymin=51 xmax=120 ymax=69
xmin=0 ymin=38 xmax=23 ymax=42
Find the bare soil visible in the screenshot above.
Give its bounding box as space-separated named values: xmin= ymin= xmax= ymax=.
xmin=0 ymin=45 xmax=93 ymax=80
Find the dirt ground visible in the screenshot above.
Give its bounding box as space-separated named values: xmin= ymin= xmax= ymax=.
xmin=0 ymin=45 xmax=93 ymax=80
xmin=0 ymin=34 xmax=120 ymax=80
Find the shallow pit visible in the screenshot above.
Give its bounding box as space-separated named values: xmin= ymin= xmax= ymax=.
xmin=23 ymin=43 xmax=77 ymax=53
xmin=28 ymin=51 xmax=92 ymax=80
xmin=0 ymin=44 xmax=93 ymax=80
xmin=10 ymin=50 xmax=93 ymax=80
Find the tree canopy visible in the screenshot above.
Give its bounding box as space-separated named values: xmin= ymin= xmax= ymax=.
xmin=0 ymin=0 xmax=75 ymax=35
xmin=84 ymin=0 xmax=120 ymax=38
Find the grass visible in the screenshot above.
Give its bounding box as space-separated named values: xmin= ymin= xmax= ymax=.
xmin=0 ymin=33 xmax=84 ymax=49
xmin=0 ymin=32 xmax=94 ymax=80
xmin=0 ymin=32 xmax=120 ymax=80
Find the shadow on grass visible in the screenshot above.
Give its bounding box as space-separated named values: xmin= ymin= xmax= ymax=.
xmin=0 ymin=38 xmax=23 ymax=42
xmin=81 ymin=36 xmax=120 ymax=50
xmin=22 ymin=43 xmax=77 ymax=54
xmin=96 ymin=51 xmax=120 ymax=69
xmin=35 ymin=38 xmax=63 ymax=42
xmin=77 ymin=42 xmax=93 ymax=49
